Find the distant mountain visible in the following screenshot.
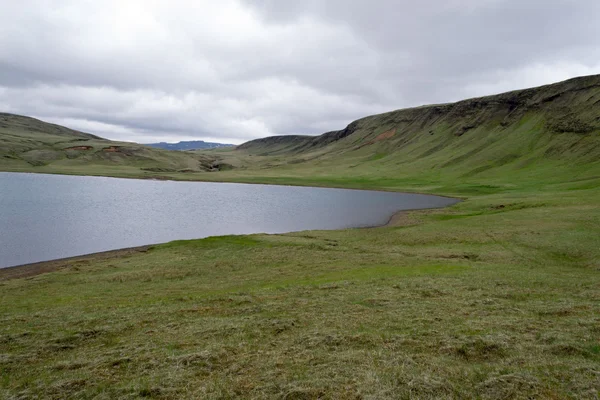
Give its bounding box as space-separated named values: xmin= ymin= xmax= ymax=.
xmin=146 ymin=140 xmax=235 ymax=151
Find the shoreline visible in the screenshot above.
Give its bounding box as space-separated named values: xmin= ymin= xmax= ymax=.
xmin=0 ymin=208 xmax=441 ymax=281
xmin=0 ymin=171 xmax=461 ymax=281
xmin=0 ymin=170 xmax=465 ymax=199
xmin=0 ymin=246 xmax=154 ymax=281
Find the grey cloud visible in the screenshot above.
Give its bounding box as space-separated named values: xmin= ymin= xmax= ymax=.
xmin=247 ymin=0 xmax=600 ymax=102
xmin=0 ymin=0 xmax=599 ymax=144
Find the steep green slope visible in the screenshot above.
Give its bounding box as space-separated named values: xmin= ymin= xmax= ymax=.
xmin=231 ymin=75 xmax=600 ymax=191
xmin=0 ymin=113 xmax=217 ymax=176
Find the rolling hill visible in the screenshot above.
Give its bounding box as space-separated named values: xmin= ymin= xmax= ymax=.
xmin=2 ymin=75 xmax=599 ymax=189
xmin=228 ymin=74 xmax=600 ymax=191
xmin=0 ymin=113 xmax=219 ymax=177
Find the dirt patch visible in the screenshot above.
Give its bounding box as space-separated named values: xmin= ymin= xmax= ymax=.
xmin=101 ymin=146 xmax=140 ymax=156
xmin=374 ymin=129 xmax=396 ymax=142
xmin=355 ymin=129 xmax=397 ymax=150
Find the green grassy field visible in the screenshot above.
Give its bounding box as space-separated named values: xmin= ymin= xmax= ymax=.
xmin=1 ymin=76 xmax=600 ymax=398
xmin=1 ymin=178 xmax=599 ymax=399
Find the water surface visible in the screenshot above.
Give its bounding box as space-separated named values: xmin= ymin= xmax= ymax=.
xmin=0 ymin=173 xmax=458 ymax=268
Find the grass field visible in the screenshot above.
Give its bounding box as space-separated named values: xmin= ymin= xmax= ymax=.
xmin=1 ymin=76 xmax=600 ymax=398
xmin=1 ymin=178 xmax=599 ymax=399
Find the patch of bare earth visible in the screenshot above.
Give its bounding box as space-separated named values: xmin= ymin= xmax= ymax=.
xmin=356 ymin=128 xmax=396 ymax=149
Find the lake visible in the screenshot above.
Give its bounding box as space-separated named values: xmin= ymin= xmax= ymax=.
xmin=0 ymin=172 xmax=459 ymax=268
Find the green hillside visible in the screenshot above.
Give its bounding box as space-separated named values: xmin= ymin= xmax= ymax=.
xmin=0 ymin=113 xmax=217 ymax=177
xmin=3 ymin=75 xmax=599 ymax=189
xmin=220 ymin=74 xmax=600 ymax=193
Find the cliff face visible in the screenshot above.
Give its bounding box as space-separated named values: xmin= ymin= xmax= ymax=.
xmin=237 ymin=75 xmax=600 ymax=163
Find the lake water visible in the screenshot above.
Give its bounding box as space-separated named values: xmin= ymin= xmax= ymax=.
xmin=0 ymin=172 xmax=458 ymax=268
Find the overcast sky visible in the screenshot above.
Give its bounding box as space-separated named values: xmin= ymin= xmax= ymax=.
xmin=0 ymin=1 xmax=599 ymax=144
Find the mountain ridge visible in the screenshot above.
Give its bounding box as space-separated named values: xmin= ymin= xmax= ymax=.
xmin=224 ymin=74 xmax=600 ymax=189
xmin=237 ymin=74 xmax=600 ymax=157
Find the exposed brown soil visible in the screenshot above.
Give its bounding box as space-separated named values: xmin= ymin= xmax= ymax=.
xmin=0 ymin=246 xmax=153 ymax=281
xmin=102 ymin=146 xmax=121 ymax=152
xmin=374 ymin=129 xmax=396 ymax=142
xmin=355 ymin=129 xmax=398 ymax=150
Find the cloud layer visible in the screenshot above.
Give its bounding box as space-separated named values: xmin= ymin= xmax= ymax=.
xmin=1 ymin=0 xmax=599 ymax=143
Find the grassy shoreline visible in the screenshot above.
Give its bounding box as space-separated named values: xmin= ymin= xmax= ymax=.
xmin=0 ymin=210 xmax=406 ymax=281
xmin=0 ymin=170 xmax=460 ymax=279
xmin=0 ymin=169 xmax=466 ymax=197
